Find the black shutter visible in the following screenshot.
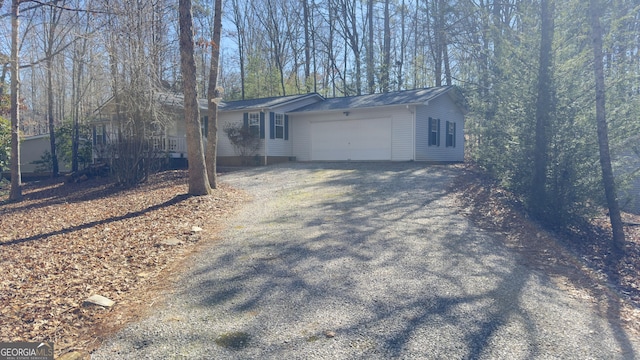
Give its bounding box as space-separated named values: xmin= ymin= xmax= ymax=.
xmin=437 ymin=119 xmax=441 ymax=146
xmin=453 ymin=122 xmax=456 ymax=148
xmin=446 ymin=121 xmax=450 ymax=147
xmin=92 ymin=125 xmax=97 ymax=146
xmin=428 ymin=117 xmax=434 ymax=146
xmin=243 ymin=113 xmax=249 ymax=130
xmin=259 ymin=112 xmax=265 ymax=139
xmin=284 ymin=115 xmax=289 ymax=140
xmin=269 ymin=112 xmax=275 ymax=139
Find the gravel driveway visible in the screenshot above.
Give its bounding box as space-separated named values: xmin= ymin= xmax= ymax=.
xmin=92 ymin=162 xmax=639 ymax=359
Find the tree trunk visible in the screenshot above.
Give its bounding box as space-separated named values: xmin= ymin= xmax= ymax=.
xmin=206 ymin=0 xmax=222 ymax=189
xmin=302 ymin=0 xmax=311 ymax=93
xmin=397 ymin=0 xmax=405 ymax=91
xmin=9 ymin=0 xmax=21 ymax=201
xmin=366 ymin=0 xmax=374 ymax=93
xmin=589 ymin=0 xmax=625 ymax=255
xmin=179 ymin=0 xmax=211 ymax=196
xmin=47 ymin=57 xmax=59 ymax=177
xmin=531 ymin=0 xmax=554 ymax=219
xmin=382 ymin=0 xmax=391 ymax=93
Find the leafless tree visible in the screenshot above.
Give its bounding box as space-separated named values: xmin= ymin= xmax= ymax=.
xmin=589 ymin=0 xmax=625 ymax=257
xmin=206 ymin=0 xmax=222 ymax=189
xmin=179 ymin=0 xmax=211 ymax=195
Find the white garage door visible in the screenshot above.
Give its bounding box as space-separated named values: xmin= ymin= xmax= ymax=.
xmin=311 ymin=118 xmax=392 ymax=161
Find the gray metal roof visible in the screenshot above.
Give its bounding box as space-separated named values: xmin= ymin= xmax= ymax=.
xmin=290 ymin=86 xmax=458 ymax=113
xmin=156 ymin=92 xmax=323 ymax=112
xmin=219 ymin=93 xmax=323 ymax=111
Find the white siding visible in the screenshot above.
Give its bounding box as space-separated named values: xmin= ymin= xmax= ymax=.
xmin=216 ymin=112 xmax=244 ymax=156
xmin=265 ymin=113 xmax=293 ymax=157
xmin=292 ymin=113 xmax=314 ymax=161
xmin=391 ymin=110 xmax=414 ymax=161
xmin=415 ymin=94 xmax=464 ymax=162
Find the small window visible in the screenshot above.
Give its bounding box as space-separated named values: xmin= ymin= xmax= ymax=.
xmin=446 ymin=121 xmax=456 ymax=147
xmin=275 ymin=113 xmax=284 ymax=139
xmin=94 ymin=124 xmax=106 ymax=145
xmin=248 ymin=112 xmax=260 ymax=137
xmin=428 ymin=117 xmax=440 ymax=146
xmin=201 ymin=116 xmax=208 ymax=138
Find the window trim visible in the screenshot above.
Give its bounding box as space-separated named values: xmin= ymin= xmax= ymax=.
xmin=428 ymin=117 xmax=441 ymax=147
xmin=274 ymin=113 xmax=284 ymax=139
xmin=446 ymin=120 xmax=456 ymax=148
xmin=248 ymin=112 xmax=260 ymax=137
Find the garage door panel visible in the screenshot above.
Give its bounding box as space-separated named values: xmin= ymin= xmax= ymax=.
xmin=311 ymin=118 xmax=391 ymax=161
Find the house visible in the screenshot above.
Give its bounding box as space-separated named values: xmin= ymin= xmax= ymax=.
xmin=92 ymin=86 xmax=467 ymax=166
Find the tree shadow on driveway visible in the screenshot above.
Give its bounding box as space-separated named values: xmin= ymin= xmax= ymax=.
xmin=102 ymin=163 xmax=638 ymax=359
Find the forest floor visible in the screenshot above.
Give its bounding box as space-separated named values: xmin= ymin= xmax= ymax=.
xmin=0 ymin=171 xmax=249 ymax=358
xmin=1 ymin=166 xmax=639 ymax=358
xmin=452 ymin=164 xmax=640 ymax=339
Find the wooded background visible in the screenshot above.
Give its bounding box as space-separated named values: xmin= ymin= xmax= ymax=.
xmin=1 ymin=0 xmax=639 ymax=229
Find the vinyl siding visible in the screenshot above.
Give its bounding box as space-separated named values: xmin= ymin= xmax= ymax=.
xmin=216 ymin=112 xmax=246 ymax=156
xmin=415 ymin=94 xmax=464 ymax=162
xmin=266 ymin=113 xmax=292 ymax=157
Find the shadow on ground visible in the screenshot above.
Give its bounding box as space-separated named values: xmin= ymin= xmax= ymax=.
xmin=97 ymin=163 xmax=638 ymax=359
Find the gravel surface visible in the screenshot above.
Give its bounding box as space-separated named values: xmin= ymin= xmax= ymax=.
xmin=91 ymin=162 xmax=640 ymax=359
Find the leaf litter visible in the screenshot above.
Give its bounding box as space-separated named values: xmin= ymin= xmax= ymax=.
xmin=451 ymin=163 xmax=640 ymax=339
xmin=0 ymin=170 xmax=248 ymax=357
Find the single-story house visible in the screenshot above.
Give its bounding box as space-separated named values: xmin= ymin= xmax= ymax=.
xmin=91 ymin=85 xmax=467 ymax=166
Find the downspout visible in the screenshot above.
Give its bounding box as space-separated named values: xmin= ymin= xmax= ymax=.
xmin=263 ymin=109 xmax=268 ymax=166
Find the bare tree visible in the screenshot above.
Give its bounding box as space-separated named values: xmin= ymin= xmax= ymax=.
xmin=381 ymin=0 xmax=390 ymax=92
xmin=206 ymin=0 xmax=222 ymax=189
xmin=589 ymin=0 xmax=625 ymax=256
xmin=42 ymin=2 xmax=65 ymax=176
xmin=366 ymin=0 xmax=374 ymax=93
xmin=179 ymin=0 xmax=211 ymax=195
xmin=9 ymin=0 xmax=22 ymax=201
xmin=302 ymin=0 xmax=311 ymax=92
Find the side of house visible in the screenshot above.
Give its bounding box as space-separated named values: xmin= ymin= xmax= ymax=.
xmin=20 ymin=134 xmax=71 ymax=175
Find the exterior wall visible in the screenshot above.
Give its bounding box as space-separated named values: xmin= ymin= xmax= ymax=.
xmin=217 ymin=112 xmax=244 ymax=157
xmin=20 ymin=135 xmax=72 ymax=174
xmin=265 ymin=113 xmax=293 ymax=158
xmin=291 ymin=106 xmax=414 ymax=161
xmin=415 ymin=94 xmax=464 ymax=162
xmin=217 ymin=110 xmax=294 ymax=159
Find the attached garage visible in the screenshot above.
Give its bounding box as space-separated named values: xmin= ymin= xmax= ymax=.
xmin=310 ymin=118 xmax=392 ymax=161
xmin=290 ymin=86 xmax=466 ymax=163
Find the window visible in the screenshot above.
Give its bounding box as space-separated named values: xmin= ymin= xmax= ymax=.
xmin=446 ymin=121 xmax=456 ymax=147
xmin=269 ymin=112 xmax=288 ymax=140
xmin=248 ymin=112 xmax=260 ymax=137
xmin=94 ymin=124 xmax=106 ymax=145
xmin=201 ymin=116 xmax=208 ymax=138
xmin=275 ymin=113 xmax=284 ymax=139
xmin=428 ymin=117 xmax=440 ymax=146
